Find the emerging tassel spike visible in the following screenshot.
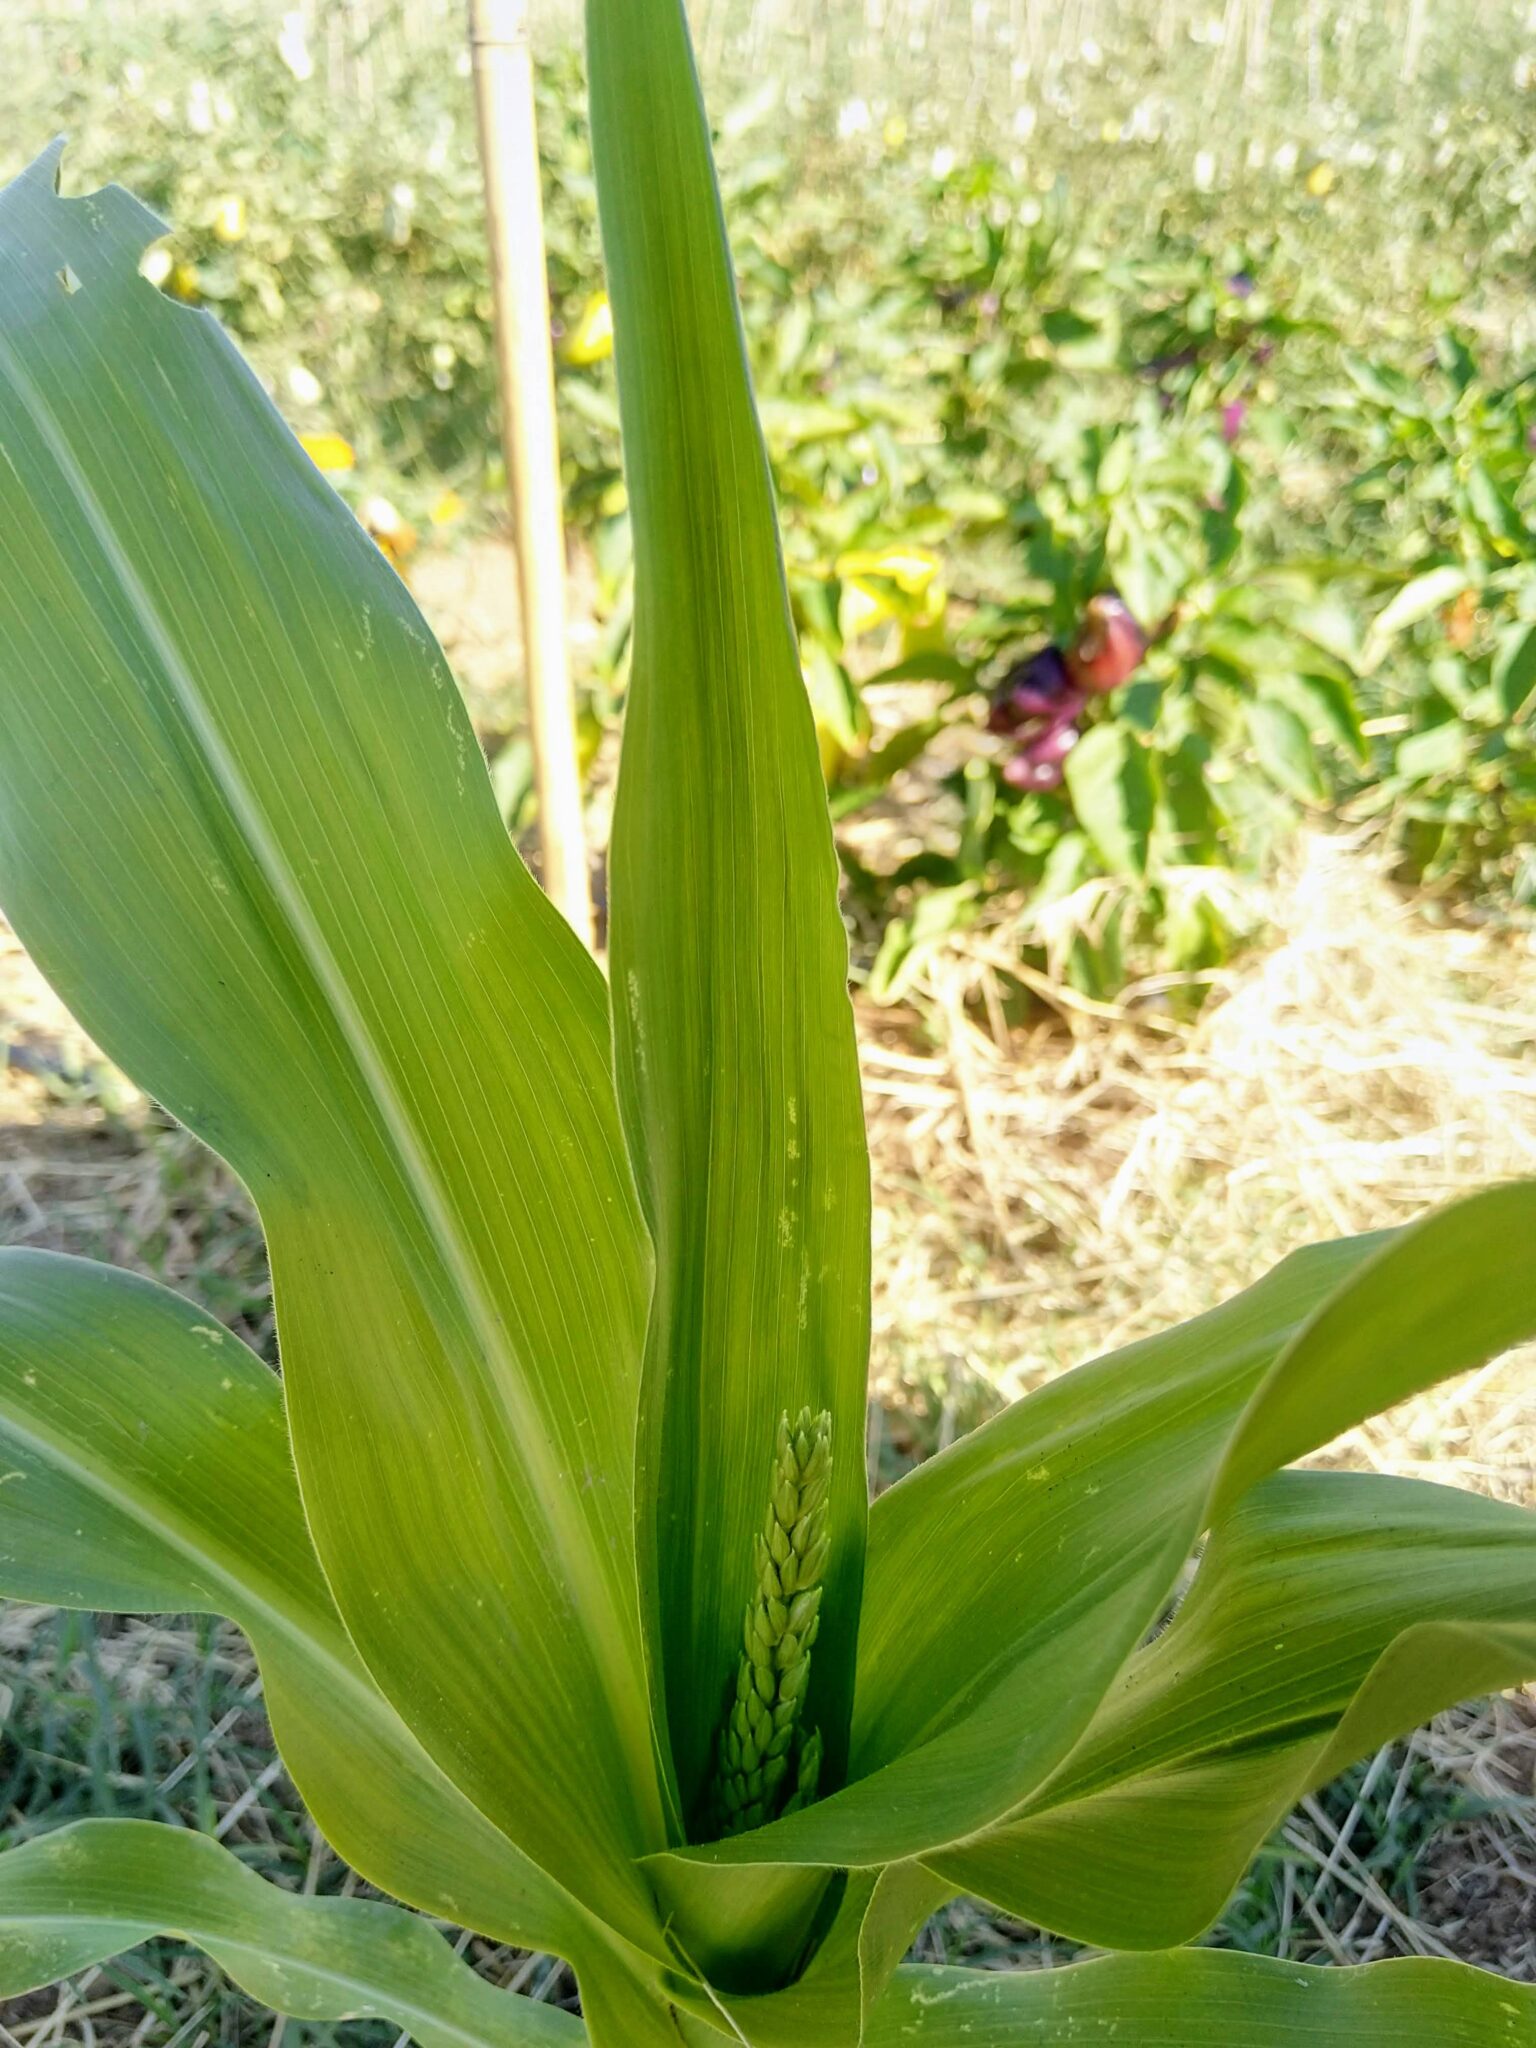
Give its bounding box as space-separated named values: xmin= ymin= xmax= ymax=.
xmin=782 ymin=1724 xmax=823 ymax=1816
xmin=707 ymin=1408 xmax=832 ymax=1838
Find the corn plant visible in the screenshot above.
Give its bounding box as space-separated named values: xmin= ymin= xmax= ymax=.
xmin=0 ymin=2 xmax=1535 ymax=2041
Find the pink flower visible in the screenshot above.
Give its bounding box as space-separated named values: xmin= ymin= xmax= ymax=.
xmin=987 ymin=645 xmax=1073 ymax=734
xmin=1028 ymin=719 xmax=1080 ymax=766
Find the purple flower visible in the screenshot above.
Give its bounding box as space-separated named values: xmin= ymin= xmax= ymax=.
xmin=987 ymin=645 xmax=1073 ymax=735
xmin=1221 ymin=398 xmax=1247 ymax=444
xmin=1027 ymin=718 xmax=1080 ymax=766
xmin=1226 ymin=271 xmax=1256 ymax=300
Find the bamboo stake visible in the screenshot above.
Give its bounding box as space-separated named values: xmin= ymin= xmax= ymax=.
xmin=1244 ymin=0 xmax=1273 ymax=97
xmin=1401 ymin=0 xmax=1428 ymax=85
xmin=468 ymin=0 xmax=593 ymax=947
xmin=1307 ymin=0 xmax=1322 ymax=108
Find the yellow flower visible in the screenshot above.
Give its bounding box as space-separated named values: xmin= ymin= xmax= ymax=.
xmin=298 ymin=432 xmax=356 ymax=474
xmin=211 ymin=195 xmax=247 ymax=243
xmin=1305 ymin=161 xmax=1335 ymax=197
xmin=882 ymin=115 xmax=908 ymax=152
xmin=564 ymin=292 xmax=614 ymax=366
xmin=430 ymin=488 xmax=466 ymax=527
xmin=167 ymin=262 xmax=201 ymax=303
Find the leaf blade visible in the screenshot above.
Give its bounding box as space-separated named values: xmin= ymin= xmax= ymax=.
xmin=1362 ymin=565 xmax=1468 ymax=668
xmin=0 ymin=1248 xmax=589 ymax=1957
xmin=931 ymin=1468 xmax=1536 ymax=1943
xmin=0 ymin=150 xmax=660 ymax=1935
xmin=865 ymin=1954 xmax=1536 ymax=2045
xmin=588 ymin=0 xmax=871 ymax=1821
xmin=1063 ymin=721 xmax=1155 ymax=875
xmin=0 ymin=1821 xmax=582 ymax=2047
xmin=653 ymin=1182 xmax=1536 ymax=1874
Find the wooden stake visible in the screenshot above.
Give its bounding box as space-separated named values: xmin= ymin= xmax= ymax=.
xmin=1401 ymin=0 xmax=1428 ymax=84
xmin=468 ymin=0 xmax=594 ymax=947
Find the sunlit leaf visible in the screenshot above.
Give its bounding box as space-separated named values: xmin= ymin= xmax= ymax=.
xmin=0 ymin=1248 xmax=587 ymax=1955
xmin=1492 ymin=620 xmax=1536 ymax=720
xmin=1063 ymin=720 xmax=1155 ymax=874
xmin=934 ymin=1469 xmax=1536 ymax=1944
xmin=1248 ymin=695 xmax=1327 ymax=802
xmin=865 ymin=1954 xmax=1536 ymax=2044
xmin=589 ymin=0 xmax=871 ymax=1845
xmin=0 ymin=1822 xmax=581 ymax=2046
xmin=1396 ymin=721 xmax=1467 ymax=781
xmin=0 ymin=144 xmax=663 ymax=1945
xmin=1362 ymin=565 xmax=1469 ymax=666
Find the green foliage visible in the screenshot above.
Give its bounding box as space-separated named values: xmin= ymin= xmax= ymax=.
xmin=1 ymin=5 xmax=1536 ymax=2043
xmin=1341 ymin=339 xmax=1536 ymax=900
xmin=8 ymin=0 xmax=1536 ymax=1001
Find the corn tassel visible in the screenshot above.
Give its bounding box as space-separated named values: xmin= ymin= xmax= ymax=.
xmin=708 ymin=1407 xmax=831 ymax=1837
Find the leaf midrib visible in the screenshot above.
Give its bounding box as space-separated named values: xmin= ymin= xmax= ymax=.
xmin=0 ymin=1379 xmax=387 ymax=1729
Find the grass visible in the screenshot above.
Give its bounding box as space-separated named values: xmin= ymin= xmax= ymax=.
xmin=0 ymin=1609 xmax=584 ymax=2044
xmin=862 ymin=828 xmax=1536 ymax=1463
xmin=3 ymin=805 xmax=1535 ymax=2036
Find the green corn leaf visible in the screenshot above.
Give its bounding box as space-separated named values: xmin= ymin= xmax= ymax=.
xmin=654 ymin=1181 xmax=1536 ymax=1877
xmin=673 ymin=1873 xmax=877 ymax=2048
xmin=0 ymin=146 xmax=663 ymax=1942
xmin=933 ymin=1468 xmax=1536 ymax=1941
xmin=577 ymin=1870 xmax=934 ymax=2048
xmin=863 ymin=1955 xmax=1536 ymax=2045
xmin=589 ymin=0 xmax=871 ymax=1829
xmin=1209 ymin=1179 xmax=1536 ymax=1517
xmin=567 ymin=1949 xmax=688 ymax=2048
xmin=652 ymin=1228 xmax=1378 ymax=1882
xmin=0 ymin=1248 xmax=590 ymax=1959
xmin=853 ymin=1865 xmax=956 ymax=2034
xmin=0 ymin=1821 xmax=582 ymax=2047
xmin=664 ymin=1865 xmax=944 ymax=2048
